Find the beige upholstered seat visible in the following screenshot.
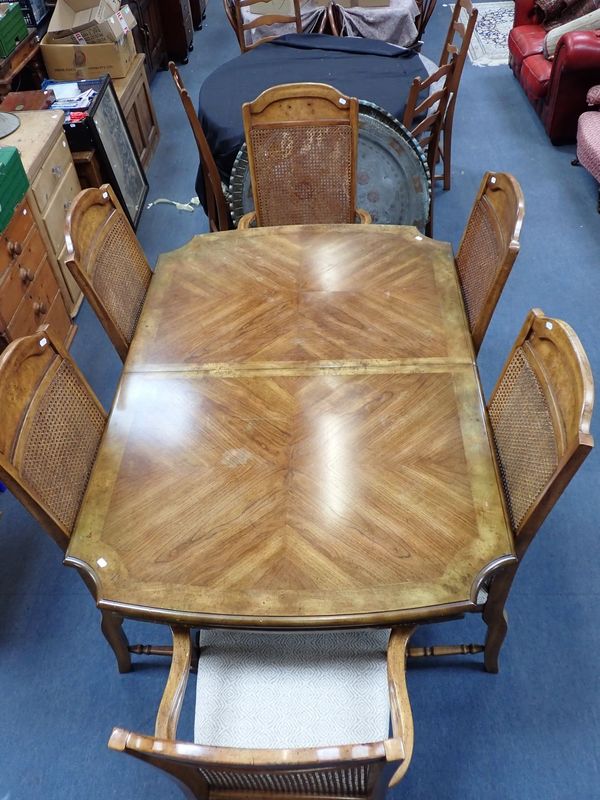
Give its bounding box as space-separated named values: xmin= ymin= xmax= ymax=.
xmin=239 ymin=82 xmax=371 ymax=229
xmin=65 ymin=184 xmax=152 ymax=362
xmin=110 ymin=625 xmax=416 ymax=798
xmin=456 ymin=172 xmax=525 ymax=354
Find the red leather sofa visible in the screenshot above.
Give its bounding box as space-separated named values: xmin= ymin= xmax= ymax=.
xmin=508 ymin=0 xmax=600 ymax=143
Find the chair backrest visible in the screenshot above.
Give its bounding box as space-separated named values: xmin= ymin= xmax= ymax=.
xmin=487 ymin=309 xmax=594 ymax=560
xmin=243 ymin=82 xmax=359 ymax=227
xmin=415 ymin=0 xmax=438 ymax=41
xmin=65 ymin=184 xmax=152 ymax=363
xmin=0 ymin=328 xmax=106 ymax=552
xmin=109 ymin=625 xmax=416 ymax=799
xmin=402 ymin=58 xmax=456 ymax=177
xmin=234 ymin=0 xmax=302 ymax=52
xmin=456 ymin=172 xmax=525 ymax=353
xmin=169 ymin=62 xmax=232 ymax=233
xmin=223 ymin=0 xmax=238 ymax=38
xmin=439 ymin=0 xmax=477 ymax=88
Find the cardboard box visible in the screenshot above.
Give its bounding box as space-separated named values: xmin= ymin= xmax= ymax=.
xmin=47 ymin=0 xmax=127 ymax=43
xmin=40 ymin=29 xmax=136 ymax=80
xmin=50 ymin=4 xmax=136 ymax=44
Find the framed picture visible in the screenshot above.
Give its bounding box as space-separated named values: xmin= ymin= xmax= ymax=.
xmin=50 ymin=76 xmax=149 ymax=229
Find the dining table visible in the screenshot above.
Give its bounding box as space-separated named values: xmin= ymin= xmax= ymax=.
xmin=195 ymin=33 xmax=431 ymax=206
xmin=65 ymin=224 xmax=516 ymax=630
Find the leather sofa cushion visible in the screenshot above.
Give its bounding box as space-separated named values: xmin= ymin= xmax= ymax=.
xmin=509 ymin=25 xmax=546 ymax=67
xmin=520 ymin=54 xmax=553 ymax=100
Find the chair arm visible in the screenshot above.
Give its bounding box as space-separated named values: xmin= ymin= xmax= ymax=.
xmin=386 ymin=625 xmax=417 ymax=787
xmin=513 ymin=0 xmax=540 ymax=27
xmin=238 ymin=211 xmax=256 ymax=229
xmin=155 ymin=626 xmax=193 ymax=740
xmin=356 ymin=208 xmax=372 ymax=224
xmin=553 ymin=30 xmax=600 ymax=72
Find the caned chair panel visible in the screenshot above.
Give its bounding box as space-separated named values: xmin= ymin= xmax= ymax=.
xmin=405 ymin=310 xmax=593 ymax=673
xmin=436 ymin=0 xmax=478 ymax=189
xmin=0 ymin=329 xmax=106 ymax=551
xmin=241 ymin=83 xmax=370 ymax=229
xmin=169 ymin=62 xmax=232 ymax=233
xmin=65 ymin=184 xmax=152 ymax=362
xmin=456 ymin=172 xmax=525 ymax=354
xmin=234 ymin=0 xmax=303 ymax=53
xmin=109 ymin=626 xmax=416 ymax=799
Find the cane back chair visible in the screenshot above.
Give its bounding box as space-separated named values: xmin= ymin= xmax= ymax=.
xmin=240 ymin=83 xmax=371 ymax=228
xmin=436 ymin=0 xmax=478 ymax=189
xmin=0 ymin=329 xmax=139 ymax=672
xmin=409 ymin=309 xmax=594 ymax=673
xmin=403 ymin=58 xmax=456 ymax=236
xmin=110 ymin=626 xmax=416 ymax=799
xmin=169 ymin=62 xmax=232 ymax=233
xmin=234 ymin=0 xmax=302 ymax=52
xmin=456 ymin=172 xmax=525 ymax=354
xmin=64 ymin=184 xmax=152 ymax=363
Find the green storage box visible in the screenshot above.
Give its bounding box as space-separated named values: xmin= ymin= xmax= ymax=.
xmin=0 ymin=146 xmax=29 ymax=233
xmin=0 ymin=3 xmax=28 ymax=59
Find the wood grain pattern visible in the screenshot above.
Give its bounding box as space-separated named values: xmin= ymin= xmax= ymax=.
xmin=126 ymin=225 xmax=473 ymax=372
xmin=66 ymin=225 xmax=514 ymax=627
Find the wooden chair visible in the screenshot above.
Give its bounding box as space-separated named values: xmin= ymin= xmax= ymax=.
xmin=240 ymin=82 xmax=371 ymax=228
xmin=234 ymin=0 xmax=302 ymax=52
xmin=415 ymin=0 xmax=438 ymax=42
xmin=64 ymin=184 xmax=152 ymax=363
xmin=403 ymin=57 xmax=456 ymax=235
xmin=436 ymin=0 xmax=478 ymax=189
xmin=408 ymin=309 xmax=594 ymax=673
xmin=0 ymin=329 xmax=139 ymax=672
xmin=109 ymin=625 xmax=416 ymax=798
xmin=456 ymin=172 xmax=525 ymax=354
xmin=169 ymin=62 xmax=232 ymax=233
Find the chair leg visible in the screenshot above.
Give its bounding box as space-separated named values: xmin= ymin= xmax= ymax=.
xmin=442 ymin=125 xmax=452 ymax=191
xmin=101 ymin=610 xmax=132 ymax=673
xmin=482 ymin=605 xmax=508 ymax=674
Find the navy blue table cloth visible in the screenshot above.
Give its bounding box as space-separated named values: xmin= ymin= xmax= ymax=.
xmin=195 ymin=33 xmax=428 ymax=206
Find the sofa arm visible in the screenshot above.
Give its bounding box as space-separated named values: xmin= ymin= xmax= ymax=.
xmin=514 ymin=0 xmax=539 ymax=27
xmin=553 ymin=29 xmax=600 ymax=71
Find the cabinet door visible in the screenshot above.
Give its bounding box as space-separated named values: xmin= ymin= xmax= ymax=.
xmin=130 ymin=0 xmax=167 ymax=82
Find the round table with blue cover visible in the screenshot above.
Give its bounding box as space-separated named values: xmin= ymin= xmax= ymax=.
xmin=195 ymin=33 xmax=429 ymax=205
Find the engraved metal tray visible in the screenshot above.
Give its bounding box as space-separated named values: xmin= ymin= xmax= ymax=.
xmin=228 ymin=100 xmax=431 ymax=231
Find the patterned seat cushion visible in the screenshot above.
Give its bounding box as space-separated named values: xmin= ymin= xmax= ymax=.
xmin=194 ymin=629 xmax=391 ymax=749
xmin=577 ymin=111 xmax=600 ymax=178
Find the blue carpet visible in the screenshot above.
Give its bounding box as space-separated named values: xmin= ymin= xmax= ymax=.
xmin=1 ymin=3 xmax=599 ymax=798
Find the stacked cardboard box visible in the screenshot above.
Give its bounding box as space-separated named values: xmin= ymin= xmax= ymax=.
xmin=40 ymin=0 xmax=138 ymax=80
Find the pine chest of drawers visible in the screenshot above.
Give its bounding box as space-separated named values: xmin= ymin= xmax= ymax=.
xmin=0 ymin=195 xmax=75 ymax=351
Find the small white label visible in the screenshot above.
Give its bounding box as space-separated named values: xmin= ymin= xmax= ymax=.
xmin=39 ymin=337 xmax=47 ymax=347
xmin=545 ymin=321 xmax=553 ymax=330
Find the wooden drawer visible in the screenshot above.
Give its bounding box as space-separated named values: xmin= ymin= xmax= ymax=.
xmin=0 ymin=224 xmax=46 ymax=320
xmin=0 ymin=198 xmax=34 ymax=272
xmin=31 ymin=133 xmax=73 ymax=216
xmin=58 ymin=242 xmax=82 ymax=305
xmin=42 ymin=163 xmax=81 ymax=255
xmin=44 ymin=290 xmax=73 ymax=345
xmin=7 ymin=257 xmax=60 ymax=340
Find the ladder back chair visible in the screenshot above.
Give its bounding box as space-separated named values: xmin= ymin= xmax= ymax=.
xmin=436 ymin=0 xmax=478 ymax=189
xmin=408 ymin=309 xmax=594 ymax=673
xmin=0 ymin=329 xmax=132 ymax=671
xmin=403 ymin=57 xmax=456 ymax=235
xmin=234 ymin=0 xmax=302 ymax=52
xmin=240 ymin=82 xmax=371 ymax=228
xmin=65 ymin=184 xmax=152 ymax=363
xmin=109 ymin=626 xmax=417 ymax=799
xmin=456 ymin=172 xmax=525 ymax=354
xmin=169 ymin=62 xmax=232 ymax=233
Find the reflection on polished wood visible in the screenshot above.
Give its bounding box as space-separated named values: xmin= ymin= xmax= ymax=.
xmin=66 ymin=224 xmax=515 ymax=628
xmin=126 ymin=225 xmax=473 ymax=372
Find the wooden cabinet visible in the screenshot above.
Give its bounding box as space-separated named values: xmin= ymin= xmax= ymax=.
xmin=129 ymin=0 xmax=167 ymax=83
xmin=1 ymin=111 xmax=84 ymax=317
xmin=160 ymin=0 xmax=194 ymax=64
xmin=113 ymin=54 xmax=160 ymax=171
xmin=0 ymin=196 xmax=76 ymax=352
xmin=190 ymin=0 xmax=206 ymax=30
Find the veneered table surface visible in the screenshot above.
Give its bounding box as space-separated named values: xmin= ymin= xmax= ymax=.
xmin=66 ymin=225 xmax=515 ymax=627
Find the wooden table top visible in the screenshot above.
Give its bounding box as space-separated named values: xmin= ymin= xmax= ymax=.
xmin=66 ymin=225 xmax=515 ymax=628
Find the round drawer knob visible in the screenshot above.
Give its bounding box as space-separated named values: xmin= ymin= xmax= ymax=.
xmin=33 ymin=302 xmax=47 ymax=315
xmin=8 ymin=241 xmax=22 ymax=257
xmin=19 ymin=267 xmax=34 ymax=283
